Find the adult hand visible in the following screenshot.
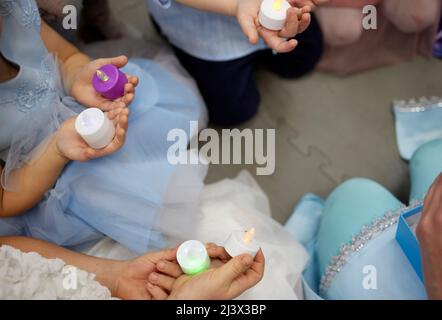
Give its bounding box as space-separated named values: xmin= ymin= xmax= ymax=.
xmin=70 ymin=56 xmax=139 ymax=111
xmin=112 ymin=247 xmax=182 ymax=300
xmin=146 ymin=243 xmax=265 ymax=300
xmin=236 ymin=0 xmax=312 ymax=53
xmin=416 ymin=173 xmax=442 ymax=299
xmin=55 ymin=106 xmax=129 ymax=162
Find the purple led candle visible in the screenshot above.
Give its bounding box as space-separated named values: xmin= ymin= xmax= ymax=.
xmin=92 ymin=64 xmax=128 ymax=100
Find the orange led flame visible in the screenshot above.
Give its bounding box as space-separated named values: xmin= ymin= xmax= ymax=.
xmin=272 ymin=0 xmax=283 ymax=11
xmin=242 ymin=228 xmax=256 ymax=244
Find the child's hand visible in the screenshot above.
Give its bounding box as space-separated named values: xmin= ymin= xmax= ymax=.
xmin=70 ymin=56 xmax=139 ymax=111
xmin=146 ymin=243 xmax=265 ymax=300
xmin=236 ymin=0 xmax=312 ymax=53
xmin=55 ymin=106 xmax=129 ymax=162
xmin=290 ymin=0 xmax=329 ymax=10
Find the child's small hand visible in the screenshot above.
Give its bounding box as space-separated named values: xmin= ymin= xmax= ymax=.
xmin=290 ymin=0 xmax=329 ymax=10
xmin=70 ymin=55 xmax=139 ymax=111
xmin=236 ymin=0 xmax=311 ymax=53
xmin=55 ymin=107 xmax=129 ymax=162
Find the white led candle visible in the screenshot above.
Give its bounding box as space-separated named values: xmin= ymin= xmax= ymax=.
xmin=75 ymin=108 xmax=116 ymax=149
xmin=259 ymin=0 xmax=290 ymax=31
xmin=177 ymin=240 xmax=211 ymax=275
xmin=224 ymin=228 xmax=260 ymax=258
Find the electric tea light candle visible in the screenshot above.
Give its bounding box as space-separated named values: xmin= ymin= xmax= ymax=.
xmin=177 ymin=240 xmax=211 ymax=275
xmin=259 ymin=0 xmax=290 ymax=31
xmin=93 ymin=64 xmax=128 ymax=100
xmin=75 ymin=108 xmax=116 ymax=149
xmin=224 ymin=228 xmax=260 ymax=258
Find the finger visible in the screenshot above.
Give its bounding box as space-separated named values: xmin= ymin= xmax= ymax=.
xmin=148 ymin=247 xmax=179 ymax=264
xmin=248 ymin=249 xmax=265 ymax=278
xmin=228 ymin=251 xmax=265 ymax=297
xmin=98 ymin=101 xmax=115 ymax=111
xmin=149 ymin=272 xmax=175 ymax=292
xmin=279 ymin=8 xmax=300 ymax=38
xmin=117 ymin=109 xmax=129 ymax=131
xmin=206 ymin=243 xmax=231 ymax=261
xmin=274 ymin=38 xmax=298 ymax=53
xmin=260 ymin=27 xmax=298 ymax=53
xmin=146 ymin=283 xmax=169 ymax=300
xmin=128 ymin=76 xmax=139 ymax=87
xmin=123 ymin=93 xmax=135 ymax=106
xmin=93 ymin=127 xmax=127 ymax=158
xmin=298 ymin=12 xmax=311 ymax=34
xmin=106 ymin=107 xmax=123 ymax=121
xmin=214 ymin=254 xmax=254 ymax=284
xmin=99 ymin=55 xmax=129 ymax=68
xmin=81 ymin=148 xmax=97 ymax=161
xmin=238 ymin=13 xmax=259 ymax=44
xmin=157 ymin=260 xmax=183 ymax=278
xmin=124 ymin=83 xmax=135 ymax=94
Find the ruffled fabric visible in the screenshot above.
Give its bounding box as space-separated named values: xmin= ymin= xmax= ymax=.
xmin=0 ymin=245 xmax=113 ymax=300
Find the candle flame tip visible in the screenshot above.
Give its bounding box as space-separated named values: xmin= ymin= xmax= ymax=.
xmin=242 ymin=228 xmax=256 ymax=244
xmin=272 ymin=0 xmax=283 ymax=10
xmin=96 ymin=69 xmax=109 ymax=82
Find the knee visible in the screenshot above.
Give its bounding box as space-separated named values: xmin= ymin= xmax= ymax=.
xmin=332 ymin=178 xmax=382 ymax=197
xmin=384 ymin=0 xmax=440 ymax=33
xmin=325 ymin=24 xmax=363 ymax=47
xmin=411 ymin=139 xmax=442 ymax=168
xmin=319 ymin=9 xmax=363 ymax=47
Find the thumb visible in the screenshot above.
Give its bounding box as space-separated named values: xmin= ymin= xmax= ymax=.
xmin=99 ymin=55 xmax=129 ymax=68
xmin=215 ymin=254 xmax=254 ymax=283
xmin=238 ymin=14 xmax=259 ymax=44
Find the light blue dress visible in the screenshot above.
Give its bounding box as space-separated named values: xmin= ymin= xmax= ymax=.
xmin=286 ymin=114 xmax=442 ymax=299
xmin=146 ymin=0 xmax=267 ymax=61
xmin=0 ymin=0 xmax=205 ymax=254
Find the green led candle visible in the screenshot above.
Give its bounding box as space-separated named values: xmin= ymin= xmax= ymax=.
xmin=177 ymin=240 xmax=211 ymax=275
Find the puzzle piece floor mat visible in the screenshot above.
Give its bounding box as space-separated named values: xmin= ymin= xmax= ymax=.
xmin=110 ymin=0 xmax=442 ymax=224
xmin=206 ymin=57 xmax=442 ymax=223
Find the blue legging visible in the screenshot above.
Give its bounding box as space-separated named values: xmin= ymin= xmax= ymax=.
xmin=317 ymin=139 xmax=442 ymax=276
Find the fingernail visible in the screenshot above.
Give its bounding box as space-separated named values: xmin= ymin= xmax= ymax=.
xmin=147 ymin=282 xmax=154 ymax=289
xmin=157 ymin=261 xmax=166 ymax=270
xmin=150 ymin=273 xmax=159 ymax=282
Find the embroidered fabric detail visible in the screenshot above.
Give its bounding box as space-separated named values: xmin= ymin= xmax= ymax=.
xmin=319 ymin=201 xmax=423 ymax=296
xmin=0 ymin=0 xmax=13 ymax=16
xmin=20 ymin=0 xmax=40 ymax=29
xmin=16 ymin=57 xmax=57 ymax=112
xmin=393 ymin=96 xmax=442 ymax=113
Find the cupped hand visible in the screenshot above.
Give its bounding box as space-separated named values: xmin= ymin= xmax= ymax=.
xmin=113 ymin=247 xmax=181 ymax=300
xmin=146 ymin=243 xmax=265 ymax=300
xmin=55 ymin=106 xmax=129 ymax=162
xmin=236 ymin=0 xmax=312 ymax=53
xmin=70 ymin=55 xmax=139 ymax=111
